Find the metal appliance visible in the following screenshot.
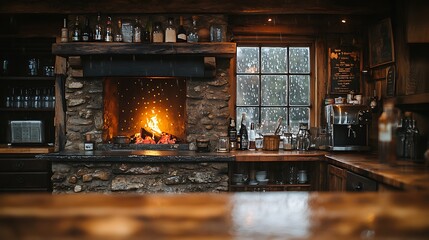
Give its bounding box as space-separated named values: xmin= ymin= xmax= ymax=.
xmin=325 ymin=104 xmax=371 ymax=151
xmin=7 ymin=120 xmax=45 ymax=144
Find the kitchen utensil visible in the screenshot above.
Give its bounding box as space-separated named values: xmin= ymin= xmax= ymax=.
xmin=263 ymin=135 xmax=280 ymax=151
xmin=113 ymin=135 xmax=131 ymax=144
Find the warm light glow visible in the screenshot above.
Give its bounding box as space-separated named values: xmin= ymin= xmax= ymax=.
xmin=267 ymin=18 xmax=273 ymax=22
xmin=147 ymin=114 xmax=162 ymax=136
xmin=341 ymin=19 xmax=347 ymax=24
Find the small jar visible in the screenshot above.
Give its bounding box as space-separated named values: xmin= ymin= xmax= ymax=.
xmin=152 ymin=22 xmax=164 ymax=43
xmin=283 ymin=133 xmax=293 ymax=150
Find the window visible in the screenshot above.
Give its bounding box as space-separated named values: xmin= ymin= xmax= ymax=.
xmin=236 ymin=46 xmax=311 ymax=133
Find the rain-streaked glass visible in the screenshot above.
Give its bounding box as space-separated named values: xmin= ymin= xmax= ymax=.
xmin=261 ymin=107 xmax=287 ymax=133
xmin=262 ymin=75 xmax=287 ymax=106
xmin=261 ymin=47 xmax=287 ymax=73
xmin=236 ymin=107 xmax=259 ymax=130
xmin=236 ymin=75 xmax=259 ymax=106
xmin=289 ymin=75 xmax=310 ymax=105
xmin=289 ymin=47 xmax=310 ymax=73
xmin=237 ymin=47 xmax=259 ymax=73
xmin=289 ymin=107 xmax=309 ymax=133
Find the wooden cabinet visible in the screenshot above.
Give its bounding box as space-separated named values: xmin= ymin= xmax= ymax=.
xmin=327 ymin=164 xmax=378 ymax=192
xmin=0 ymin=154 xmax=52 ymax=192
xmin=228 ymin=161 xmax=322 ymax=192
xmin=327 ymin=164 xmax=347 ymax=191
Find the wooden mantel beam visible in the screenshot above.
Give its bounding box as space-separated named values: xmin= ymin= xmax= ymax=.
xmin=0 ymin=0 xmax=391 ymax=15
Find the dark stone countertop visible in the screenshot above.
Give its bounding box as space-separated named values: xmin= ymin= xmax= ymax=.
xmin=36 ymin=149 xmax=235 ymax=163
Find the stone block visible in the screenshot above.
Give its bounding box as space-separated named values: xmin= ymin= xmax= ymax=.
xmin=82 ymin=174 xmax=93 ymax=182
xmin=51 ymin=172 xmax=66 ymax=183
xmin=93 ymin=170 xmax=111 ymax=181
xmin=164 ymin=176 xmax=187 ymax=185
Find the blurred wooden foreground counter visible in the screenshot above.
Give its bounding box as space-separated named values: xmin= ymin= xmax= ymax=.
xmin=1 ymin=192 xmax=429 ymax=239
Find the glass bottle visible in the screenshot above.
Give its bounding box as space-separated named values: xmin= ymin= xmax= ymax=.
xmin=105 ymin=16 xmax=113 ymax=42
xmin=176 ymin=16 xmax=187 ymax=42
xmin=82 ymin=17 xmax=92 ymax=42
xmin=133 ymin=18 xmax=141 ymax=43
xmin=143 ymin=20 xmax=151 ymax=43
xmin=396 ymin=117 xmax=407 ymax=158
xmin=239 ymin=113 xmax=249 ymax=150
xmin=165 ymin=17 xmax=176 ymax=43
xmin=248 ymin=122 xmax=256 ymax=150
xmin=94 ymin=13 xmax=103 ymax=41
xmin=60 ymin=18 xmax=69 ymax=43
xmin=378 ymin=102 xmax=398 ymax=165
xmin=228 ymin=118 xmax=237 ymax=151
xmin=84 ymin=133 xmax=94 ymax=151
xmin=114 ymin=18 xmax=123 ymax=42
xmin=152 ymin=22 xmax=164 ymax=43
xmin=71 ymin=16 xmax=81 ymax=42
xmin=406 ymin=119 xmax=420 ymax=160
xmin=187 ymin=16 xmax=199 ymax=43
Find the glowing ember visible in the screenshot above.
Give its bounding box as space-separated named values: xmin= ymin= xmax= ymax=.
xmin=133 ymin=114 xmax=177 ymax=144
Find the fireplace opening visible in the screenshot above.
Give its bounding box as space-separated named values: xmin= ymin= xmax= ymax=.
xmin=103 ymin=77 xmax=187 ymax=144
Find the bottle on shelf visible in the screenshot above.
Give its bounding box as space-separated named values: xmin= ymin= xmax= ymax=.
xmin=378 ymin=101 xmax=399 ymax=165
xmin=60 ymin=18 xmax=69 ymax=43
xmin=84 ymin=133 xmax=94 ymax=151
xmin=133 ymin=18 xmax=142 ymax=43
xmin=105 ymin=16 xmax=113 ymax=42
xmin=152 ymin=22 xmax=164 ymax=43
xmin=239 ymin=113 xmax=249 ymax=150
xmin=165 ymin=17 xmax=176 ymax=43
xmin=228 ymin=118 xmax=237 ymax=151
xmin=114 ymin=18 xmax=123 ymax=42
xmin=176 ymin=16 xmax=187 ymax=42
xmin=71 ymin=16 xmax=81 ymax=42
xmin=405 ymin=119 xmax=421 ymax=161
xmin=94 ymin=13 xmax=103 ymax=42
xmin=143 ymin=20 xmax=151 ymax=43
xmin=82 ymin=17 xmax=92 ymax=42
xmin=248 ymin=122 xmax=256 ymax=150
xmin=187 ymin=16 xmax=199 ymax=43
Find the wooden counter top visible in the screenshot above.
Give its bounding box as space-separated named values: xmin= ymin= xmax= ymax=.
xmin=1 ymin=192 xmax=428 ymax=239
xmin=0 ymin=145 xmax=54 ymax=154
xmin=233 ymin=150 xmax=325 ymax=161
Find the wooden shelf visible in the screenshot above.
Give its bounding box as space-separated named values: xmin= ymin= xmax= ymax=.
xmin=52 ymin=42 xmax=237 ymax=58
xmin=393 ymin=93 xmax=429 ymax=105
xmin=0 ymin=76 xmax=55 ymax=81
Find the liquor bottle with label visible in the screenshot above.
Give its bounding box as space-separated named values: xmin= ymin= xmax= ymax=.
xmin=81 ymin=17 xmax=92 ymax=42
xmin=165 ymin=17 xmax=176 ymax=43
xmin=133 ymin=18 xmax=142 ymax=43
xmin=176 ymin=16 xmax=187 ymax=42
xmin=152 ymin=22 xmax=164 ymax=43
xmin=228 ymin=118 xmax=237 ymax=151
xmin=71 ymin=16 xmax=81 ymax=42
xmin=60 ymin=18 xmax=68 ymax=43
xmin=94 ymin=13 xmax=103 ymax=41
xmin=239 ymin=113 xmax=249 ymax=150
xmin=105 ymin=16 xmax=113 ymax=42
xmin=187 ymin=16 xmax=199 ymax=43
xmin=84 ymin=133 xmax=94 ymax=151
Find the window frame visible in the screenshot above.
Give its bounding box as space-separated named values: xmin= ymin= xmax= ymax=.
xmin=234 ymin=42 xmax=316 ymax=130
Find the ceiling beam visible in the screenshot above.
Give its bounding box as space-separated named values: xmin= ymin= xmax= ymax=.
xmin=0 ymin=0 xmax=392 ymax=15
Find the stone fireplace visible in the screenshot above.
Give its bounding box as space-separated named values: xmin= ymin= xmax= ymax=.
xmin=64 ymin=57 xmax=233 ymax=151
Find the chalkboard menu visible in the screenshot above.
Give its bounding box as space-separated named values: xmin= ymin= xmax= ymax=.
xmin=329 ymin=48 xmax=360 ymax=94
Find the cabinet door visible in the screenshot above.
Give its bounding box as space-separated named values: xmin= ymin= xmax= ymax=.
xmin=327 ymin=164 xmax=346 ymax=191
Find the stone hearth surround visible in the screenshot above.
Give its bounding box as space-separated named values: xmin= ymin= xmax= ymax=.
xmin=64 ymin=58 xmax=232 ymax=151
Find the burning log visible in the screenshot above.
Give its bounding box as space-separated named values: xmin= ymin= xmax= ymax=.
xmin=139 ymin=127 xmax=180 ymax=144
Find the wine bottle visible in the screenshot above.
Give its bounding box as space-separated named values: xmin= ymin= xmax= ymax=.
xmin=81 ymin=17 xmax=92 ymax=42
xmin=248 ymin=122 xmax=256 ymax=150
xmin=239 ymin=113 xmax=249 ymax=150
xmin=176 ymin=16 xmax=187 ymax=42
xmin=378 ymin=102 xmax=398 ymax=165
xmin=71 ymin=16 xmax=81 ymax=42
xmin=165 ymin=17 xmax=176 ymax=43
xmin=133 ymin=18 xmax=142 ymax=43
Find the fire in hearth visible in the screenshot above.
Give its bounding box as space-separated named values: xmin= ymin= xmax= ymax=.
xmin=103 ymin=77 xmax=186 ymax=143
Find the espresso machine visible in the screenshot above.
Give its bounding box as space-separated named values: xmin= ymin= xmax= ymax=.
xmin=325 ymin=104 xmax=371 ymax=151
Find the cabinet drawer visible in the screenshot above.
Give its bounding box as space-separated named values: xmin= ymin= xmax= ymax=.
xmin=0 ymin=159 xmax=50 ymax=172
xmin=0 ymin=173 xmax=50 ymax=188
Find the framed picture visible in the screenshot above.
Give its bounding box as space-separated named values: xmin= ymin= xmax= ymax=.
xmin=369 ymin=18 xmax=395 ymax=68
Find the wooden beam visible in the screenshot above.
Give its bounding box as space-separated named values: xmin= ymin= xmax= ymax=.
xmin=0 ymin=0 xmax=392 ymax=15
